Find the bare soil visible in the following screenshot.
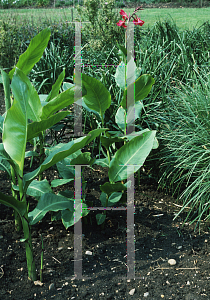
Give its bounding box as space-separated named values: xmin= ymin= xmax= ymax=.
xmin=0 ymin=86 xmax=210 ymax=300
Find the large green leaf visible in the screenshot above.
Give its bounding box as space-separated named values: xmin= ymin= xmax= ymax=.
xmin=12 ymin=68 xmax=42 ymax=122
xmin=100 ymin=191 xmax=123 ymax=206
xmin=96 ymin=213 xmax=106 ymax=225
xmin=27 ymin=111 xmax=70 ymax=141
xmin=101 ymin=136 xmax=124 ymax=150
xmin=93 ymin=157 xmax=109 ymax=167
xmin=3 ymin=69 xmax=28 ymax=170
xmin=116 ymin=42 xmax=127 ymax=59
xmin=28 ymin=193 xmax=74 ymax=225
xmin=115 ymin=106 xmax=126 ymax=131
xmin=23 ymin=128 xmax=107 ymax=190
xmin=122 ymin=129 xmax=151 ymax=142
xmin=152 ymin=137 xmax=159 ymax=149
xmin=56 ymin=150 xmax=82 ymax=179
xmin=70 ymin=152 xmax=95 ymax=166
xmin=9 ymin=28 xmax=51 ymax=79
xmin=1 ymin=69 xmax=11 ymax=111
xmin=0 ymin=156 xmax=11 ymax=175
xmin=63 ymin=82 xmax=74 ymax=90
xmin=115 ymin=102 xmax=143 ymax=132
xmin=45 ymin=69 xmax=65 ymax=102
xmin=0 ymin=114 xmax=5 ymax=133
xmin=115 ymin=57 xmax=141 ymax=91
xmin=61 ymin=202 xmax=89 ymax=229
xmin=51 ymin=178 xmax=74 ymax=188
xmin=0 ymin=192 xmax=27 ymax=216
xmin=120 ymin=75 xmax=155 ymax=110
xmin=0 ymin=143 xmax=11 ymax=175
xmin=109 ymin=131 xmax=156 ymax=182
xmin=81 ymin=73 xmax=111 ymax=119
xmin=100 ymin=182 xmax=127 ymax=196
xmin=40 ymin=85 xmax=85 ymax=119
xmin=26 ymin=179 xmax=52 ymax=200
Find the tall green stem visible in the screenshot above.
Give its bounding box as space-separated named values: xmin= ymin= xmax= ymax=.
xmin=38 ymin=133 xmax=45 ymax=181
xmin=40 ymin=234 xmax=44 ymax=282
xmin=124 ymin=31 xmax=127 ymax=142
xmin=18 ymin=172 xmax=37 ymax=281
xmin=11 ymin=166 xmax=22 ymax=231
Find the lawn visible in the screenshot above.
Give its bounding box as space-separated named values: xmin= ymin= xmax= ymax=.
xmin=0 ymin=7 xmax=209 ymax=30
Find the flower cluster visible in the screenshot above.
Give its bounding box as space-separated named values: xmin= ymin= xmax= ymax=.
xmin=117 ymin=8 xmax=145 ymax=28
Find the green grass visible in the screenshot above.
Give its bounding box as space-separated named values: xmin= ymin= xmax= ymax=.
xmin=0 ymin=7 xmax=209 ymax=30
xmin=138 ymin=7 xmax=210 ymax=30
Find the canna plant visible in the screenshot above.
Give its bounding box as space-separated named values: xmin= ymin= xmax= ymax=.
xmin=54 ymin=7 xmax=158 ymax=226
xmin=0 ymin=28 xmax=87 ymax=230
xmin=51 ymin=7 xmax=158 ymax=226
xmin=83 ymin=7 xmax=158 ymax=225
xmin=80 ymin=70 xmax=158 ymax=225
xmin=0 ymin=27 xmax=107 ymax=281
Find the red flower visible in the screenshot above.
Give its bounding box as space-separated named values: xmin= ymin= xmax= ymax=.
xmin=117 ymin=8 xmax=145 ymax=29
xmin=119 ymin=9 xmax=128 ymax=19
xmin=117 ymin=9 xmax=129 ymax=28
xmin=116 ymin=19 xmax=127 ymax=28
xmin=133 ymin=18 xmax=145 ymax=26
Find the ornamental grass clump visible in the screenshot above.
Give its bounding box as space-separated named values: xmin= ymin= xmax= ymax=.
xmin=157 ymin=70 xmax=210 ymax=231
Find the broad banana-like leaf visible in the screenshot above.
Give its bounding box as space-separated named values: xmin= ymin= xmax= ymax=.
xmin=61 ymin=202 xmax=89 ymax=229
xmin=115 ymin=106 xmax=126 ymax=131
xmin=81 ymin=73 xmax=111 ymax=119
xmin=27 ymin=111 xmax=70 ymax=141
xmin=55 ymin=150 xmax=82 ymax=179
xmin=116 ymin=42 xmax=127 ymax=57
xmin=23 ymin=128 xmax=107 ymax=190
xmin=101 ymin=136 xmax=124 ymax=150
xmin=0 ymin=156 xmax=11 ymax=175
xmin=100 ymin=182 xmax=127 ymax=196
xmin=122 ymin=129 xmax=151 ymax=142
xmin=40 ymin=85 xmax=85 ymax=119
xmin=1 ymin=70 xmax=11 ymax=111
xmin=109 ymin=131 xmax=156 ymax=182
xmin=25 ymin=151 xmax=39 ymax=158
xmin=3 ymin=69 xmax=29 ymax=170
xmin=9 ymin=28 xmax=51 ymax=79
xmin=26 ymin=179 xmax=52 ymax=200
xmin=0 ymin=143 xmax=11 ymax=175
xmin=0 ymin=114 xmax=4 ymax=133
xmin=51 ymin=178 xmax=74 ymax=188
xmin=93 ymin=157 xmax=109 ymax=167
xmin=28 ymin=193 xmax=74 ymax=225
xmin=100 ymin=191 xmax=123 ymax=206
xmin=115 ymin=57 xmax=141 ymax=91
xmin=63 ymin=82 xmax=74 ymax=90
xmin=0 ymin=192 xmax=27 ymax=216
xmin=11 ymin=68 xmax=42 ymax=122
xmin=63 ymin=81 xmax=100 ymax=116
xmin=152 ymin=137 xmax=159 ymax=149
xmin=96 ymin=213 xmax=106 ymax=225
xmin=120 ymin=75 xmax=155 ymax=110
xmin=123 ymin=130 xmax=159 ymax=150
xmin=39 ymin=94 xmax=48 ymax=105
xmin=70 ymin=152 xmax=95 ymax=166
xmin=45 ymin=69 xmax=65 ymax=102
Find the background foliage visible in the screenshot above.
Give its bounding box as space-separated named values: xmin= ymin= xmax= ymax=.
xmin=0 ymin=0 xmax=209 ymax=9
